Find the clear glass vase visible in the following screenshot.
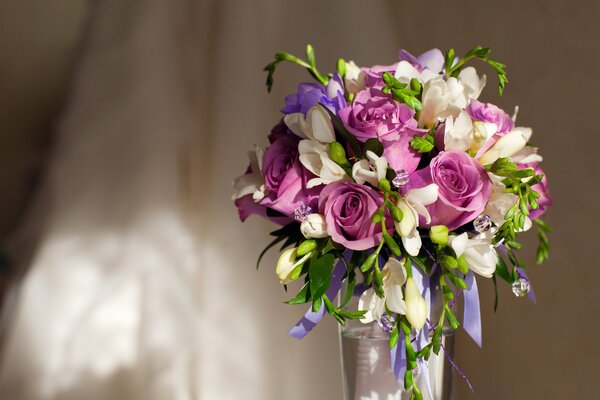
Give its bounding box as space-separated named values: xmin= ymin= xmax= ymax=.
xmin=339 ymin=293 xmax=454 ymax=400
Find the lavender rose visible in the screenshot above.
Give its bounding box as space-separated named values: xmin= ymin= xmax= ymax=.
xmin=522 ymin=163 xmax=553 ymax=220
xmin=319 ymin=182 xmax=391 ymax=250
xmin=339 ymin=88 xmax=419 ymax=142
xmin=260 ymin=135 xmax=319 ymax=217
xmin=362 ymin=63 xmax=398 ymax=89
xmin=281 ymin=74 xmax=346 ymax=115
xmin=404 ymin=151 xmax=492 ymax=230
xmin=467 ymin=100 xmax=514 ymax=134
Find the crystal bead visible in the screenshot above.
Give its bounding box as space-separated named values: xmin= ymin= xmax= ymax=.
xmin=378 ymin=314 xmax=396 ymax=333
xmin=512 ymin=278 xmax=530 ymax=297
xmin=294 ymin=204 xmax=312 ymax=222
xmin=473 ymin=214 xmax=492 ymax=233
xmin=392 ymin=169 xmax=409 ymax=188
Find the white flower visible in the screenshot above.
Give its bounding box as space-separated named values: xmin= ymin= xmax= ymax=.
xmin=394 ymin=61 xmax=439 ymax=84
xmin=275 ymin=248 xmax=311 ymax=285
xmin=418 ymin=76 xmax=467 ymax=128
xmin=344 ymin=61 xmax=366 ymax=94
xmin=232 ymin=145 xmax=266 ymax=201
xmin=458 ymin=67 xmax=486 ymax=100
xmin=300 ymin=214 xmax=328 ymax=239
xmin=284 ymin=105 xmax=336 ymax=143
xmin=478 ymin=127 xmax=528 ymax=165
xmin=358 ymin=258 xmax=407 ymax=323
xmin=444 ymin=111 xmax=474 ymax=152
xmin=449 ymin=232 xmax=498 ymax=278
xmin=298 ymin=140 xmax=350 ymax=188
xmin=472 ymin=121 xmax=499 ymax=151
xmin=395 ymin=184 xmax=439 ymax=256
xmin=484 ymin=173 xmax=517 ymax=226
xmin=352 ymin=150 xmax=388 ymax=187
xmin=404 ymin=277 xmax=427 ymax=330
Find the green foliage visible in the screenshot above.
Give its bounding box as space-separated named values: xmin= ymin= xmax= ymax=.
xmin=309 ymin=254 xmax=336 ymax=301
xmin=263 ymin=44 xmax=329 ymax=92
xmin=381 ymin=72 xmax=423 ymax=111
xmin=535 ymin=219 xmax=552 ymax=264
xmin=446 ymin=45 xmax=508 ymax=95
xmin=410 ymin=134 xmax=435 ymax=153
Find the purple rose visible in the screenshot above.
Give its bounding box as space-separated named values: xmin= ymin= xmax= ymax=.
xmin=260 ymin=135 xmax=319 ymax=217
xmin=467 ymin=100 xmax=514 ymax=134
xmin=382 ymin=127 xmax=426 ymax=174
xmin=404 ymin=151 xmax=492 ymax=230
xmin=339 ymin=88 xmax=419 ymax=142
xmin=362 ymin=63 xmax=398 ymax=89
xmin=319 ymin=182 xmax=391 ymax=250
xmin=281 ymin=74 xmax=346 ymax=115
xmin=521 ymin=163 xmax=553 ymax=220
xmin=234 ymin=195 xmax=290 ymax=225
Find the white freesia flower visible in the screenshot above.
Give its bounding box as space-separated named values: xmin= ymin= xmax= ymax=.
xmin=444 ymin=111 xmax=474 ymax=151
xmin=418 ymin=76 xmax=467 ymax=128
xmin=394 ymin=60 xmax=439 ymax=84
xmin=458 ymin=66 xmax=486 ymax=100
xmin=395 ymin=184 xmax=439 ymax=256
xmin=298 ymin=140 xmax=350 ymax=188
xmin=508 ymin=127 xmax=542 ymax=164
xmin=232 ymin=145 xmax=266 ymax=201
xmin=275 ymin=248 xmax=311 ymax=285
xmin=358 ymin=258 xmax=407 ymax=323
xmin=344 ymin=60 xmax=366 ymax=94
xmin=284 ymin=105 xmax=336 ymax=143
xmin=472 ymin=120 xmax=499 ymax=151
xmin=484 ymin=173 xmax=517 ymax=226
xmin=352 ymin=150 xmax=388 ymax=187
xmin=404 ymin=277 xmax=427 ymax=330
xmin=300 ymin=213 xmax=328 ymax=239
xmin=449 ymin=232 xmax=498 ymax=278
xmin=478 ymin=127 xmax=528 ymax=165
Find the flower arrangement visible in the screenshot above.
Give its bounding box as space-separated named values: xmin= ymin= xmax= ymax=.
xmin=233 ymin=44 xmax=553 ymax=398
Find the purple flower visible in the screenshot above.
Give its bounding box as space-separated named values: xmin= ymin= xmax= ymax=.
xmin=362 ymin=63 xmax=398 ymax=89
xmin=382 ymin=128 xmax=426 ymax=174
xmin=319 ymin=182 xmax=391 ymax=250
xmin=281 ymin=74 xmax=346 ymax=115
xmin=404 ymin=151 xmax=492 ymax=230
xmin=338 ymin=88 xmax=419 ymax=142
xmin=399 ymin=48 xmax=445 ymax=73
xmin=260 ymin=135 xmax=320 ymax=217
xmin=521 ymin=163 xmax=553 ymax=220
xmin=467 ymin=100 xmax=514 ymax=134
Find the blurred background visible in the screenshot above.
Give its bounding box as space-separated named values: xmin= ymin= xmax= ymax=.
xmin=0 ymin=0 xmax=598 ymax=399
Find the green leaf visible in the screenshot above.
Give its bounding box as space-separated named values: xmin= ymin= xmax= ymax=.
xmin=445 ymin=305 xmax=461 ymax=329
xmin=492 ymin=275 xmax=499 ymax=312
xmin=410 ymin=136 xmax=435 ymax=153
xmin=285 ymin=282 xmax=311 ymax=305
xmin=364 ymin=138 xmax=384 ymax=156
xmin=340 ymin=270 xmax=356 ymax=308
xmin=309 ymin=254 xmax=336 ymax=301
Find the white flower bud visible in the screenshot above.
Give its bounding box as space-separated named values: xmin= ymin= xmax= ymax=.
xmin=404 ymin=277 xmax=427 ymax=330
xmin=344 ymin=61 xmax=366 ymax=94
xmin=300 ymin=214 xmax=328 ymax=239
xmin=275 ymin=248 xmax=311 ymax=284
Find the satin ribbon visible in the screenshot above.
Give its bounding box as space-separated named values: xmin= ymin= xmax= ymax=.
xmin=463 ymin=271 xmax=482 ymax=348
xmin=288 ymin=259 xmax=347 ymax=340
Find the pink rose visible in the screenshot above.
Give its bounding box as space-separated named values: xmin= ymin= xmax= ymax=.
xmin=319 ymin=182 xmax=391 ymax=250
xmin=404 ymin=151 xmax=492 ymax=230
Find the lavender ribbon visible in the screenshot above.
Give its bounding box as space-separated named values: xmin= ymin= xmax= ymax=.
xmin=463 ymin=271 xmax=482 ymax=348
xmin=390 ymin=335 xmax=407 ymax=380
xmin=288 ymin=260 xmax=346 ymax=340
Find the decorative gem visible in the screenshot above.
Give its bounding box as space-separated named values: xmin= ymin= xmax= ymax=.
xmin=512 ymin=277 xmax=530 ymax=297
xmin=392 ymin=169 xmax=409 ymax=188
xmin=473 ymin=214 xmax=492 ymax=233
xmin=294 ymin=204 xmax=312 ymax=222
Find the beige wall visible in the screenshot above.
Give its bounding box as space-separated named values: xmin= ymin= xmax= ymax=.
xmin=1 ymin=0 xmax=599 ymax=399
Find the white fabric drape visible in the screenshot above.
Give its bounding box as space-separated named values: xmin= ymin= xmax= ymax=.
xmin=0 ymin=0 xmax=400 ymax=399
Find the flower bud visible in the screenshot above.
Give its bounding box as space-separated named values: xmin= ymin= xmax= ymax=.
xmin=404 ymin=277 xmax=428 ymax=329
xmin=275 ymin=248 xmax=311 ymax=284
xmin=300 ymin=213 xmax=328 ymax=239
xmin=429 ymin=225 xmax=449 ymax=246
xmin=328 ymin=141 xmax=350 ymax=167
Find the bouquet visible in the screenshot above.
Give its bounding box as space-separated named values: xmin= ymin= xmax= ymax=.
xmin=232 ymin=44 xmax=553 ymax=398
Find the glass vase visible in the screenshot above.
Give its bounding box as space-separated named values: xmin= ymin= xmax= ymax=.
xmin=338 ymin=294 xmax=454 ymax=400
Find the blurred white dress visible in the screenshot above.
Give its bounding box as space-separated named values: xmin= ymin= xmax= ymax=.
xmin=0 ymin=0 xmax=399 ymax=399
